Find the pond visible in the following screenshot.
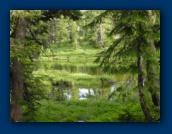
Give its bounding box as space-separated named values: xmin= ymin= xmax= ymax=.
xmin=35 ymin=59 xmax=102 ymax=75
xmin=34 ymin=59 xmax=136 ymax=100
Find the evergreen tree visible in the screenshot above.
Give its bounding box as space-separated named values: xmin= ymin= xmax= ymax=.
xmin=10 ymin=10 xmax=82 ymax=122
xmin=93 ymin=10 xmax=160 ymax=122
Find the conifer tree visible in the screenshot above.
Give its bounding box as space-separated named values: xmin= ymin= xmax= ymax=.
xmin=10 ymin=10 xmax=82 ymax=122
xmin=93 ymin=10 xmax=160 ymax=122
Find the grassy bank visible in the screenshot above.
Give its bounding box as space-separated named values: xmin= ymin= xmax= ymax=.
xmin=40 ymin=42 xmax=103 ymax=61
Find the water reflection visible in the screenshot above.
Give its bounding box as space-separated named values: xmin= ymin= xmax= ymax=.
xmin=38 ymin=60 xmax=137 ymax=101
xmin=49 ymin=83 xmax=117 ymax=101
xmin=52 ymin=63 xmax=100 ymax=75
xmin=49 ymin=81 xmax=134 ymax=101
xmin=79 ymin=88 xmax=95 ymax=100
xmin=110 ymin=85 xmax=116 ymax=92
xmin=36 ymin=60 xmax=101 ymax=75
xmin=78 ymin=85 xmax=118 ymax=100
xmin=63 ymin=93 xmax=72 ymax=100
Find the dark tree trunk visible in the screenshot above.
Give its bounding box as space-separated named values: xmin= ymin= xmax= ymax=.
xmin=10 ymin=18 xmax=28 ymax=122
xmin=137 ymin=56 xmax=156 ymax=122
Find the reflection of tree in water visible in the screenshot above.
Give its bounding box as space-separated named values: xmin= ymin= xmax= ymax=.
xmin=49 ymin=80 xmax=73 ymax=101
xmin=108 ymin=79 xmax=137 ymax=101
xmin=45 ymin=61 xmax=101 ymax=75
xmin=49 ymin=76 xmax=137 ymax=101
xmin=78 ymin=88 xmax=96 ymax=100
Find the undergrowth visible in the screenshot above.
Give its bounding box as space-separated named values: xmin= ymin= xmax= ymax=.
xmin=27 ymin=99 xmax=145 ymax=122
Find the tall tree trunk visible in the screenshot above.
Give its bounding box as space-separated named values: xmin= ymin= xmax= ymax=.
xmin=146 ymin=60 xmax=160 ymax=106
xmin=147 ymin=10 xmax=160 ymax=106
xmin=137 ymin=56 xmax=156 ymax=122
xmin=10 ymin=18 xmax=28 ymax=122
xmin=146 ymin=41 xmax=160 ymax=106
xmin=52 ymin=20 xmax=56 ymax=44
xmin=97 ymin=25 xmax=105 ymax=48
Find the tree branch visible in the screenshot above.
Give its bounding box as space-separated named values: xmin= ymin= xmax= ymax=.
xmin=27 ymin=25 xmax=54 ymax=59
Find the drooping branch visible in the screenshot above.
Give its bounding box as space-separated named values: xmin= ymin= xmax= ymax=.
xmin=27 ymin=25 xmax=44 ymax=46
xmin=27 ymin=25 xmax=54 ymax=59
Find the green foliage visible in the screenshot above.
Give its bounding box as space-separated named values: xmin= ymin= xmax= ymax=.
xmin=31 ymin=99 xmax=145 ymax=122
xmin=94 ymin=10 xmax=160 ymax=75
xmin=10 ymin=10 xmax=83 ymax=122
xmin=10 ymin=10 xmax=160 ymax=122
xmin=91 ymin=10 xmax=160 ymax=121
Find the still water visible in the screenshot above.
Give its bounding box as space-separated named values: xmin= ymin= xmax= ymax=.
xmin=36 ymin=60 xmax=136 ymax=100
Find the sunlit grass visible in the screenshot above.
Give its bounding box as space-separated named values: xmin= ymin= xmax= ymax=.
xmin=40 ymin=42 xmax=102 ymax=60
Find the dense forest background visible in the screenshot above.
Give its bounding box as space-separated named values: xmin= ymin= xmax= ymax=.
xmin=10 ymin=10 xmax=160 ymax=122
